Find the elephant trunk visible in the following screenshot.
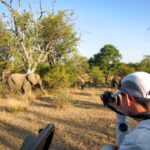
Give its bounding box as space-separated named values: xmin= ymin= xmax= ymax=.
xmin=40 ymin=86 xmax=47 ymax=94
xmin=36 ymin=83 xmax=47 ymax=94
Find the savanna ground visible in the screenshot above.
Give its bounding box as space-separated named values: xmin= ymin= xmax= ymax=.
xmin=0 ymin=88 xmax=134 ymax=150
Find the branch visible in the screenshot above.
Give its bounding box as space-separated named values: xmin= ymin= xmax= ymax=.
xmin=38 ymin=0 xmax=45 ymax=20
xmin=0 ymin=0 xmax=14 ymax=13
xmin=0 ymin=0 xmax=19 ymax=34
xmin=31 ymin=51 xmax=44 ymax=72
xmin=18 ymin=0 xmax=21 ymax=7
xmin=39 ymin=40 xmax=56 ymax=62
xmin=51 ymin=0 xmax=56 ymax=14
xmin=48 ymin=54 xmax=56 ymax=68
xmin=28 ymin=1 xmax=33 ymax=16
xmin=31 ymin=41 xmax=56 ymax=72
xmin=20 ymin=38 xmax=30 ymax=60
xmin=46 ymin=40 xmax=56 ymax=52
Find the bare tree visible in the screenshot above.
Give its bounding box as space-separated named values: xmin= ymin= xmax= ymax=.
xmin=0 ymin=0 xmax=57 ymax=73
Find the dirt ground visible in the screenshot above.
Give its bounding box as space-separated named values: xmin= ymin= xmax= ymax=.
xmin=0 ymin=88 xmax=118 ymax=150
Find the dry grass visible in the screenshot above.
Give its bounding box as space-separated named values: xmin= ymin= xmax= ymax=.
xmin=0 ymin=98 xmax=30 ymax=113
xmin=0 ymin=88 xmax=133 ymax=150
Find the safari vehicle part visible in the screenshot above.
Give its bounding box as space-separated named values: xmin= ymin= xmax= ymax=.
xmin=20 ymin=124 xmax=55 ymax=150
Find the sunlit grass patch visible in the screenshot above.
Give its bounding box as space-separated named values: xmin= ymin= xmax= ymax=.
xmin=0 ymin=88 xmax=117 ymax=149
xmin=0 ymin=98 xmax=30 ymax=113
xmin=51 ymin=89 xmax=73 ymax=108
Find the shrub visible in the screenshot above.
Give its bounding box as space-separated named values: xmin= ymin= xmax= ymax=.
xmin=40 ymin=64 xmax=70 ymax=89
xmin=89 ymin=66 xmax=105 ymax=87
xmin=51 ymin=89 xmax=72 ymax=108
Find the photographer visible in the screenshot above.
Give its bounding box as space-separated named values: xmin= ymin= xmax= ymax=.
xmin=101 ymin=72 xmax=150 ymax=150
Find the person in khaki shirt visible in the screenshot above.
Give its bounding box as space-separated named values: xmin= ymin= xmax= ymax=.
xmin=101 ymin=72 xmax=150 ymax=150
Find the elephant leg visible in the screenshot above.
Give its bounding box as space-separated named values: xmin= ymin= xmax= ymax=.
xmin=77 ymin=83 xmax=80 ymax=89
xmin=22 ymin=80 xmax=31 ymax=95
xmin=81 ymin=84 xmax=84 ymax=90
xmin=6 ymin=78 xmax=15 ymax=91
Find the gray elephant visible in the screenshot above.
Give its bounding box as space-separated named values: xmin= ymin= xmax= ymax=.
xmin=111 ymin=76 xmax=123 ymax=90
xmin=6 ymin=73 xmax=45 ymax=94
xmin=76 ymin=77 xmax=86 ymax=90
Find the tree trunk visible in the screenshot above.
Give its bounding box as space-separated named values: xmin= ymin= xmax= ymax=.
xmin=26 ymin=68 xmax=34 ymax=74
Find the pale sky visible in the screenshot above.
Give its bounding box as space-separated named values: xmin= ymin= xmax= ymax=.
xmin=1 ymin=0 xmax=150 ymax=63
xmin=54 ymin=0 xmax=150 ymax=63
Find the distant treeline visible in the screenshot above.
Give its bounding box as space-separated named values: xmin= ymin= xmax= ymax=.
xmin=0 ymin=1 xmax=149 ymax=89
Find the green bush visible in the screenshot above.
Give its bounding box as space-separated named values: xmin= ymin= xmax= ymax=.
xmin=42 ymin=64 xmax=70 ymax=89
xmin=37 ymin=54 xmax=90 ymax=89
xmin=115 ymin=63 xmax=135 ymax=77
xmin=89 ymin=66 xmax=105 ymax=87
xmin=51 ymin=89 xmax=72 ymax=108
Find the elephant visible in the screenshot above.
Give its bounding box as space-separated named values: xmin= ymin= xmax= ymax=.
xmin=76 ymin=77 xmax=86 ymax=90
xmin=6 ymin=73 xmax=45 ymax=94
xmin=111 ymin=76 xmax=123 ymax=91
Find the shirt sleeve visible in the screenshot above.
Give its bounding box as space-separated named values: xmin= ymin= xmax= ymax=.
xmin=118 ymin=143 xmax=141 ymax=150
xmin=116 ymin=114 xmax=132 ymax=146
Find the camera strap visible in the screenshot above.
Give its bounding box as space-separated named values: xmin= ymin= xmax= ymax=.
xmin=107 ymin=104 xmax=150 ymax=120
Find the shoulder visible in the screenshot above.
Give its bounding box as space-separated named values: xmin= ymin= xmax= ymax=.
xmin=119 ymin=120 xmax=150 ymax=150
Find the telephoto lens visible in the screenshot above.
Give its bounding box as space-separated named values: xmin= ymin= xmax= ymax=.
xmin=101 ymin=91 xmax=114 ymax=106
xmin=101 ymin=91 xmax=126 ymax=115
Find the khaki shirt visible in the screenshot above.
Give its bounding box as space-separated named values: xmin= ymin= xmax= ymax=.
xmin=116 ymin=114 xmax=150 ymax=150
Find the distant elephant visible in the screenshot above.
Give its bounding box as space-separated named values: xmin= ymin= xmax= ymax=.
xmin=76 ymin=77 xmax=86 ymax=90
xmin=6 ymin=73 xmax=45 ymax=94
xmin=111 ymin=76 xmax=123 ymax=90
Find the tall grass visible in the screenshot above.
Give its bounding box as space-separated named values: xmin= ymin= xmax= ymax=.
xmin=51 ymin=89 xmax=72 ymax=108
xmin=0 ymin=98 xmax=30 ymax=113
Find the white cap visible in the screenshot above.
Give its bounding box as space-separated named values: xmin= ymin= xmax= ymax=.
xmin=121 ymin=72 xmax=150 ymax=99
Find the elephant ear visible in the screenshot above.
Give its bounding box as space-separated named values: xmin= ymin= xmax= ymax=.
xmin=35 ymin=74 xmax=41 ymax=82
xmin=26 ymin=74 xmax=37 ymax=85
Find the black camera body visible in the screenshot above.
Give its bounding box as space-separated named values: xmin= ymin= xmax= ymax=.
xmin=101 ymin=91 xmax=116 ymax=106
xmin=101 ymin=91 xmax=124 ymax=115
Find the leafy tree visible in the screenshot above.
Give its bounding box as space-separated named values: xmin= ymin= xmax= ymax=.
xmin=137 ymin=55 xmax=150 ymax=73
xmin=89 ymin=66 xmax=104 ymax=87
xmin=128 ymin=63 xmax=139 ymax=71
xmin=89 ymin=44 xmax=122 ymax=84
xmin=37 ymin=53 xmax=89 ymax=89
xmin=0 ymin=20 xmax=13 ymax=61
xmin=38 ymin=11 xmax=79 ymax=68
xmin=42 ymin=63 xmax=70 ymax=89
xmin=115 ymin=63 xmax=135 ymax=77
xmin=0 ymin=19 xmax=15 ymax=79
xmin=141 ymin=55 xmax=150 ymax=64
xmin=0 ymin=0 xmax=79 ymax=73
xmin=64 ymin=53 xmax=89 ymax=85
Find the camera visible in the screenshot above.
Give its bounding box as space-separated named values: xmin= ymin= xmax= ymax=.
xmin=101 ymin=91 xmax=124 ymax=115
xmin=101 ymin=91 xmax=117 ymax=106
